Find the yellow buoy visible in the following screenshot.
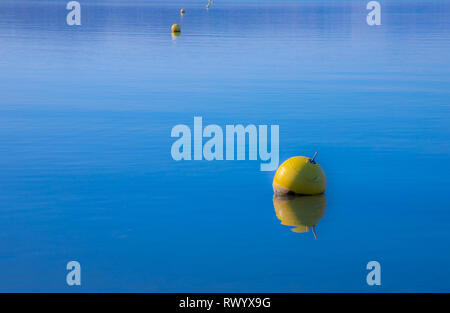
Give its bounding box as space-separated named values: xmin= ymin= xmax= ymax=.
xmin=180 ymin=8 xmax=185 ymax=15
xmin=273 ymin=152 xmax=326 ymax=195
xmin=273 ymin=194 xmax=326 ymax=238
xmin=171 ymin=24 xmax=181 ymax=33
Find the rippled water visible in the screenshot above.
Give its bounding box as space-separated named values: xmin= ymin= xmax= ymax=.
xmin=0 ymin=0 xmax=449 ymax=292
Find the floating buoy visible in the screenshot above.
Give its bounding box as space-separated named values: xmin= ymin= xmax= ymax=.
xmin=180 ymin=8 xmax=185 ymax=15
xmin=273 ymin=194 xmax=326 ymax=238
xmin=171 ymin=24 xmax=181 ymax=33
xmin=273 ymin=152 xmax=326 ymax=195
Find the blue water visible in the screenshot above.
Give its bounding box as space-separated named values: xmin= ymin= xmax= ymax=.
xmin=0 ymin=0 xmax=449 ymax=292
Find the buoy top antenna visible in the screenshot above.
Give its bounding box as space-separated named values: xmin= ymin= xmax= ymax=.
xmin=310 ymin=152 xmax=318 ymax=164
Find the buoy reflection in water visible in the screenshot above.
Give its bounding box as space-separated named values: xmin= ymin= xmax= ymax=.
xmin=273 ymin=194 xmax=326 ymax=239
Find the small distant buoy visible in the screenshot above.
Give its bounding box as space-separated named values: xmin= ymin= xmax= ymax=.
xmin=171 ymin=24 xmax=181 ymax=33
xmin=180 ymin=8 xmax=185 ymax=15
xmin=273 ymin=153 xmax=326 ymax=195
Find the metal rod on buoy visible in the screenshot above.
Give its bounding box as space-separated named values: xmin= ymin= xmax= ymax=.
xmin=311 ymin=152 xmax=318 ymax=163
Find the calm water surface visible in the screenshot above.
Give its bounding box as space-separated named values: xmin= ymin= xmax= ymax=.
xmin=0 ymin=0 xmax=449 ymax=292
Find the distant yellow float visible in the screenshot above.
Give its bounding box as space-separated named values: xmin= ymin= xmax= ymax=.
xmin=171 ymin=24 xmax=181 ymax=33
xmin=273 ymin=152 xmax=326 ymax=195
